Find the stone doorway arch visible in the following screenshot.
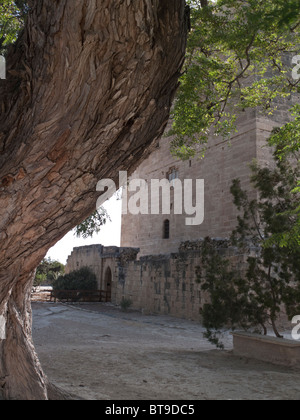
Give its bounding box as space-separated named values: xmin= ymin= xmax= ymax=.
xmin=104 ymin=266 xmax=112 ymax=302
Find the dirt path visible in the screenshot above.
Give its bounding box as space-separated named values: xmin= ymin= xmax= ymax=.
xmin=32 ymin=303 xmax=300 ymax=400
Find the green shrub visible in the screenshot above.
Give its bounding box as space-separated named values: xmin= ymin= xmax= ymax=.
xmin=120 ymin=298 xmax=133 ymax=312
xmin=52 ymin=266 xmax=97 ymax=291
xmin=34 ymin=258 xmax=65 ymax=287
xmin=198 ymin=132 xmax=300 ymax=348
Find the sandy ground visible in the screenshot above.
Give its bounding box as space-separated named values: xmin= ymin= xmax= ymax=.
xmin=32 ymin=302 xmax=300 ymax=400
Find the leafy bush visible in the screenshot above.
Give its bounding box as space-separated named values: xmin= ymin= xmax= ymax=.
xmin=52 ymin=267 xmax=97 ymax=291
xmin=170 ymin=0 xmax=300 ymax=160
xmin=0 ymin=0 xmax=28 ymax=55
xmin=120 ymin=298 xmax=133 ymax=312
xmin=198 ymin=130 xmax=300 ymax=348
xmin=34 ymin=258 xmax=65 ymax=287
xmin=75 ymin=209 xmax=110 ymax=239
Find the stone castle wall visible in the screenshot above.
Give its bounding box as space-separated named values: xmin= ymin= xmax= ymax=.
xmin=66 ymin=245 xmax=139 ymax=291
xmin=65 ymin=99 xmax=297 ymax=321
xmin=114 ymin=241 xmax=250 ymax=321
xmin=66 ymin=241 xmax=249 ymax=322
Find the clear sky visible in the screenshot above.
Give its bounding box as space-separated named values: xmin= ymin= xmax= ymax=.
xmin=46 ymin=195 xmax=122 ymax=265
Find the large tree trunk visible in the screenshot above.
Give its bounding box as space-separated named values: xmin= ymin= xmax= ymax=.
xmin=0 ymin=0 xmax=187 ymax=399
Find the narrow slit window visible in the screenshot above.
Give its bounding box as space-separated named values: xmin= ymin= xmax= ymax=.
xmin=163 ymin=220 xmax=170 ymax=239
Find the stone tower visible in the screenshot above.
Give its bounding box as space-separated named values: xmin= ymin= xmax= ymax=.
xmin=120 ymin=109 xmax=286 ymax=257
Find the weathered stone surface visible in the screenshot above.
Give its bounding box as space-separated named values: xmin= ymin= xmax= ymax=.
xmin=66 ymin=240 xmax=247 ymax=322
xmin=120 ymin=113 xmax=282 ymax=256
xmin=232 ymin=332 xmax=300 ymax=367
xmin=0 ymin=0 xmax=187 ymax=400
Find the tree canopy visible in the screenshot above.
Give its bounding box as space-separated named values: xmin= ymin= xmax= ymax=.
xmin=34 ymin=258 xmax=65 ymax=287
xmin=74 ymin=208 xmax=110 ymax=239
xmin=0 ymin=0 xmax=27 ymax=55
xmin=168 ymin=0 xmax=300 ymax=250
xmin=266 ymin=105 xmax=300 ymax=248
xmin=170 ymin=0 xmax=300 ymax=159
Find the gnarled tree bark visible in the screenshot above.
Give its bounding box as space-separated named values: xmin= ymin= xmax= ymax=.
xmin=0 ymin=0 xmax=187 ymax=399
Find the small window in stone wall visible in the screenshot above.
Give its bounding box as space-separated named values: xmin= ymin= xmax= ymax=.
xmin=163 ymin=219 xmax=170 ymax=239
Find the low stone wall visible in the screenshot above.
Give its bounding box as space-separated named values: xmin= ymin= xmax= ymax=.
xmin=232 ymin=332 xmax=300 ymax=367
xmin=114 ymin=240 xmax=248 ymax=321
xmin=66 ymin=245 xmax=139 ymax=292
xmin=66 ymin=240 xmax=252 ymax=322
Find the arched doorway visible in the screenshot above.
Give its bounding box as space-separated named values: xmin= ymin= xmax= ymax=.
xmin=104 ymin=266 xmax=112 ymax=302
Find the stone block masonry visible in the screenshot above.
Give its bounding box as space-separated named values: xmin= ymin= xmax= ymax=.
xmin=66 ymin=245 xmax=140 ymax=295
xmin=66 ymin=240 xmax=247 ymax=322
xmin=114 ymin=240 xmax=249 ymax=321
xmin=120 ymin=112 xmax=277 ymax=257
xmin=232 ymin=332 xmax=300 ymax=367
